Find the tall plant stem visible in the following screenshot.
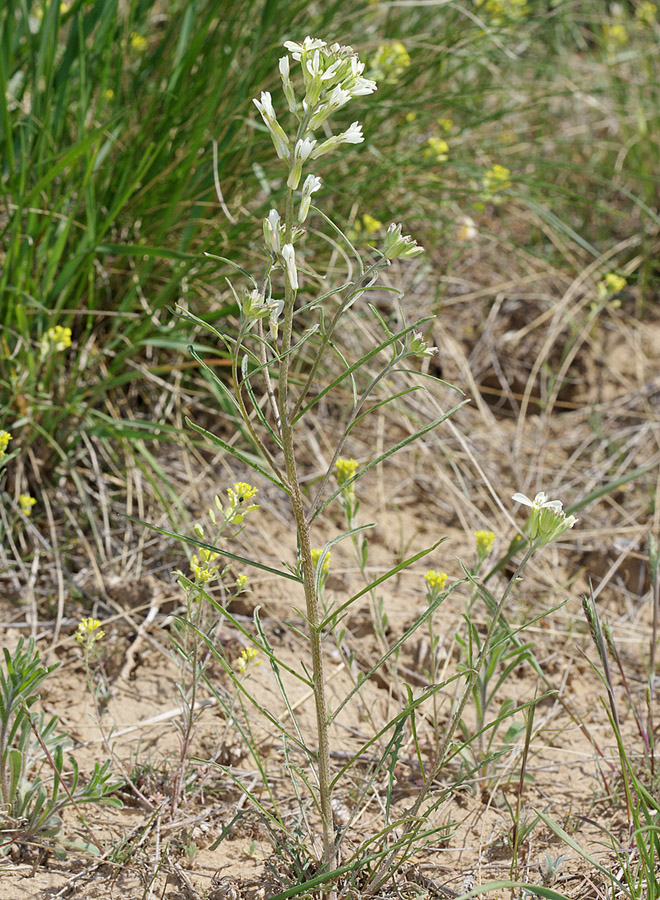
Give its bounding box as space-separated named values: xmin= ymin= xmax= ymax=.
xmin=277 ymin=181 xmax=336 ymax=871
xmin=287 ymin=469 xmax=337 ymax=871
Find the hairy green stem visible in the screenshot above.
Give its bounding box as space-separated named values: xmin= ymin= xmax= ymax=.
xmin=276 ymin=178 xmax=336 ymax=870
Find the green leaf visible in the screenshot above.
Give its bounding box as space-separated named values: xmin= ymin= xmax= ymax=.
xmin=125 ymin=516 xmax=301 ymax=582
xmin=312 ymin=402 xmax=468 ymax=522
xmin=184 ymin=417 xmax=285 ymax=489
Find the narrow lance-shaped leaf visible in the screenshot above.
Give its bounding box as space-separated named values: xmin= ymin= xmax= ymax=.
xmin=126 ymin=516 xmax=301 ymax=581
xmin=312 ymin=402 xmax=468 ymax=522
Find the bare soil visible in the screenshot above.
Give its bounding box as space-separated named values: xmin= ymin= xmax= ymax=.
xmin=1 ymin=257 xmax=659 ymax=899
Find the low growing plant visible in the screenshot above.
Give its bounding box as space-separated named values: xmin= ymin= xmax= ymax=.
xmin=0 ymin=636 xmax=122 ymax=854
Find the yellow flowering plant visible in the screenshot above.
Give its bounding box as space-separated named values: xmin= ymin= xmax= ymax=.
xmin=0 ymin=430 xmax=13 ymax=467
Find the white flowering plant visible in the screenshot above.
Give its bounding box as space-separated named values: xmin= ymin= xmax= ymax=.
xmin=138 ymin=37 xmax=580 ymax=896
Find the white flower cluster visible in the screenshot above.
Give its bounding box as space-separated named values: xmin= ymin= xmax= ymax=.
xmin=512 ymin=491 xmax=578 ymax=547
xmin=248 ymin=37 xmax=422 ymax=336
xmin=249 ymin=36 xmax=379 ymax=314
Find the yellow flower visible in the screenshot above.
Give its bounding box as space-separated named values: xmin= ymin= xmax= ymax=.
xmin=437 ymin=117 xmax=453 ymax=133
xmin=425 ymin=137 xmax=449 ymax=162
xmin=475 ymin=530 xmax=495 ymax=556
xmin=598 ymin=272 xmax=627 ymax=299
xmin=190 ymin=547 xmax=221 ymax=585
xmin=335 ymin=457 xmax=358 ymax=487
xmin=0 ymin=431 xmax=12 ymax=455
xmin=225 ymin=482 xmax=259 ymax=523
xmin=130 ymin=32 xmax=148 ymax=52
xmin=19 ymin=494 xmax=36 ymax=517
xmin=311 ymin=548 xmax=331 ymax=574
xmin=362 ymin=214 xmax=383 ymax=235
xmin=40 ymin=325 xmax=72 ymax=355
xmin=235 ymin=573 xmax=248 ymax=592
xmin=603 ymin=23 xmax=628 ymax=47
xmin=235 ymin=645 xmax=262 ymax=674
xmin=369 ymin=41 xmax=411 ymax=84
xmin=636 ymin=1 xmax=657 ymax=26
xmin=75 ymin=617 xmax=105 ymax=645
xmin=475 ymin=0 xmax=529 ymax=24
xmin=405 ymin=112 xmax=418 ymax=123
xmin=483 ymin=164 xmax=511 ymax=194
xmin=104 ymin=88 xmax=115 ymax=101
xmin=425 ymin=569 xmax=447 ymax=591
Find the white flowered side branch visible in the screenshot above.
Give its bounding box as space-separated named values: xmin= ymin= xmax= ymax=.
xmin=512 ymin=490 xmax=578 ymax=547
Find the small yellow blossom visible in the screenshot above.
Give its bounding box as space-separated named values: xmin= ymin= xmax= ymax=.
xmin=598 ymin=272 xmax=627 ymax=299
xmin=190 ymin=547 xmax=220 ymax=585
xmin=225 ymin=482 xmax=259 ymax=524
xmin=235 ymin=573 xmax=248 ymax=592
xmin=425 ymin=569 xmax=448 ymax=591
xmin=311 ymin=548 xmax=331 ymax=575
xmin=603 ymin=23 xmax=628 ymax=47
xmin=483 ymin=164 xmax=511 ymax=194
xmin=475 ymin=0 xmax=529 ymax=24
xmin=104 ymin=88 xmax=115 ymax=101
xmin=0 ymin=431 xmax=12 ymax=459
xmin=437 ymin=117 xmax=453 ymax=133
xmin=235 ymin=645 xmax=262 ymax=674
xmin=475 ymin=530 xmax=495 ymax=556
xmin=130 ymin=32 xmax=148 ymax=52
xmin=369 ymin=41 xmax=411 ymax=84
xmin=19 ymin=494 xmax=36 ymax=517
xmin=636 ymin=1 xmax=657 ymax=26
xmin=362 ymin=214 xmax=383 ymax=235
xmin=405 ymin=111 xmax=418 ymax=123
xmin=60 ymin=2 xmax=69 ymax=12
xmin=335 ymin=458 xmax=359 ymax=487
xmin=425 ymin=137 xmax=449 ymax=162
xmin=40 ymin=325 xmax=72 ymax=355
xmin=75 ymin=617 xmax=105 ymax=645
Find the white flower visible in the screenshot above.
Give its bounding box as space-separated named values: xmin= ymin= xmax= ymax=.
xmin=309 ymin=85 xmax=352 ymax=130
xmin=456 ymin=216 xmax=478 ymax=242
xmin=312 ymin=122 xmax=364 ymax=158
xmin=321 ymin=59 xmax=342 ymax=81
xmin=512 ymin=491 xmax=578 ymax=547
xmin=281 ymin=243 xmax=298 ymax=291
xmin=283 ymin=36 xmax=326 ymax=60
xmin=254 ymin=90 xmax=275 ymax=119
xmin=342 ymin=121 xmax=364 ymax=143
xmin=297 ymin=137 xmax=317 ymax=159
xmin=383 ymin=223 xmax=424 ymax=260
xmin=252 ymin=91 xmax=290 ymax=160
xmin=344 ymin=58 xmax=377 ymax=96
xmin=263 ymin=208 xmax=282 ymax=253
xmin=269 ymin=297 xmax=284 ymax=341
xmin=512 ymin=492 xmax=564 ymax=514
xmin=306 ymin=49 xmax=323 ymax=80
xmin=299 ymin=174 xmax=322 ymax=223
xmin=287 ymin=137 xmax=317 ymax=189
xmin=409 ymin=331 xmax=437 ymax=358
xmin=348 ymin=76 xmax=378 ymax=97
xmin=279 ymin=55 xmax=297 ymax=112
